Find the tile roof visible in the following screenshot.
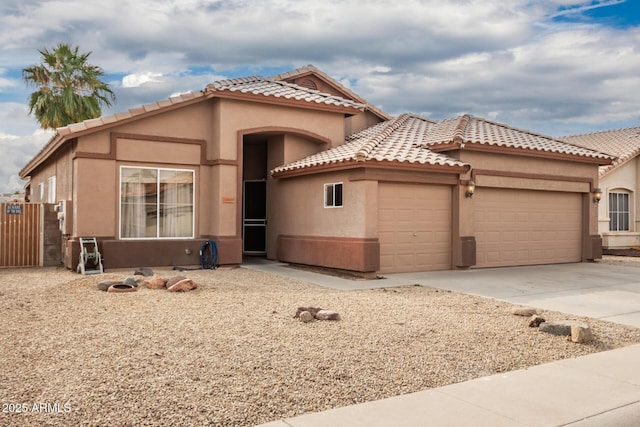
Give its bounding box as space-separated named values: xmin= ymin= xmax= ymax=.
xmin=272 ymin=114 xmax=469 ymax=174
xmin=561 ymin=127 xmax=640 ymax=176
xmin=205 ymin=75 xmax=366 ymax=110
xmin=21 ymin=72 xmax=365 ymax=178
xmin=423 ymin=114 xmax=615 ymax=162
xmin=273 ymin=113 xmax=615 ymax=176
xmin=270 ymin=64 xmax=391 ymax=120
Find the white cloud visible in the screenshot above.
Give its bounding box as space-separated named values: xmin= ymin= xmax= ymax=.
xmin=122 ymin=72 xmax=163 ymax=88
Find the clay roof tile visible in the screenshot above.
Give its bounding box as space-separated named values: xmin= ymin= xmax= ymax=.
xmin=561 ymin=126 xmax=640 ymax=175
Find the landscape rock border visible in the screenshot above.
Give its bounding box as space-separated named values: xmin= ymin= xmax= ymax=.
xmin=511 ymin=307 xmax=593 ymax=344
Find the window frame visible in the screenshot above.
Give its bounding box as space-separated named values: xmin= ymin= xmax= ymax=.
xmin=609 ymin=191 xmax=631 ymax=232
xmin=47 ymin=176 xmax=56 ymax=203
xmin=119 ymin=166 xmax=196 ymax=240
xmin=324 ymin=182 xmax=343 ymax=208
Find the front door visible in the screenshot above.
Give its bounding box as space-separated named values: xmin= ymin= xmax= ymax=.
xmin=243 ymin=180 xmax=267 ymax=254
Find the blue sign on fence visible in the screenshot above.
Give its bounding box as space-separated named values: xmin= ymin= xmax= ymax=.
xmin=5 ymin=204 xmax=22 ymax=215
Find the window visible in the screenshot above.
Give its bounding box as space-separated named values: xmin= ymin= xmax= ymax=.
xmin=38 ymin=183 xmax=44 ymax=202
xmin=120 ymin=167 xmax=194 ymax=239
xmin=324 ymin=182 xmax=343 ymax=208
xmin=609 ymin=191 xmax=630 ymax=231
xmin=47 ymin=176 xmax=56 ymax=203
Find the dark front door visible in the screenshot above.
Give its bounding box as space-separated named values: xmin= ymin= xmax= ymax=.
xmin=243 ymin=180 xmax=267 ymax=254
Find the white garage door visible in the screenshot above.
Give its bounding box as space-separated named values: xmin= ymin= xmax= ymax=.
xmin=474 ymin=188 xmax=582 ymax=268
xmin=378 ymin=183 xmax=451 ymax=273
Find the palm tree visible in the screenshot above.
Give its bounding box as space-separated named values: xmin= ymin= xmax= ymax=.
xmin=22 ymin=44 xmax=116 ymax=129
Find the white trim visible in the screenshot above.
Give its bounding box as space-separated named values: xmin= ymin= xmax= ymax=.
xmin=324 ymin=182 xmax=343 ymax=208
xmin=47 ymin=176 xmax=56 ymax=203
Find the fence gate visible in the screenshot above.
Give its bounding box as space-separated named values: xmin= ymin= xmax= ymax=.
xmin=1 ymin=203 xmax=42 ymax=267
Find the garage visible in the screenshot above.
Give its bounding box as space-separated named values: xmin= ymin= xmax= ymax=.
xmin=378 ymin=182 xmax=452 ymax=273
xmin=474 ymin=188 xmax=582 ymax=268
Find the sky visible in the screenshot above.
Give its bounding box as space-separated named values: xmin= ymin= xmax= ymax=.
xmin=0 ymin=0 xmax=639 ymax=194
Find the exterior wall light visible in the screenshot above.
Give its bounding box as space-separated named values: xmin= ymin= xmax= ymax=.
xmin=593 ymin=188 xmax=602 ymax=203
xmin=465 ymin=180 xmax=476 ymax=198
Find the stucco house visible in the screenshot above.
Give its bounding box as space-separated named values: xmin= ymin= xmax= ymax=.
xmin=20 ymin=65 xmax=614 ymax=273
xmin=563 ymin=127 xmax=640 ymax=249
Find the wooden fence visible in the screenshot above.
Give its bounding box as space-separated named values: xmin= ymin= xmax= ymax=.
xmin=1 ymin=203 xmax=42 ymax=267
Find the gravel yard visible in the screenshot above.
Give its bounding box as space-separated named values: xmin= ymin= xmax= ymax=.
xmin=2 ymin=261 xmax=640 ymax=426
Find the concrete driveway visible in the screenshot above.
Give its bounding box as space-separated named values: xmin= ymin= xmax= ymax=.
xmin=383 ymin=261 xmax=640 ymax=327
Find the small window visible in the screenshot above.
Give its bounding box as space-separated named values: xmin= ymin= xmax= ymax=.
xmin=609 ymin=191 xmax=630 ymax=231
xmin=324 ymin=183 xmax=343 ymax=208
xmin=38 ymin=183 xmax=44 ymax=202
xmin=47 ymin=176 xmax=56 ymax=203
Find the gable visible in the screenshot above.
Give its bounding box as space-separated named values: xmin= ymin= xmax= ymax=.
xmin=271 ymin=65 xmax=391 ymax=122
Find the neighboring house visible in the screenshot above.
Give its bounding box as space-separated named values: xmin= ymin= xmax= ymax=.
xmin=19 ymin=65 xmax=614 ymax=273
xmin=563 ymin=127 xmax=640 ymax=249
xmin=0 ymin=193 xmax=25 ymax=203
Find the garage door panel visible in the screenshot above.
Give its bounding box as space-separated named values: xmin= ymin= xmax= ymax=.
xmin=475 ymin=189 xmax=581 ymax=268
xmin=379 ymin=183 xmax=452 ymax=273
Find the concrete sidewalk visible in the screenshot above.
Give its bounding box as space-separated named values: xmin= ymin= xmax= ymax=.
xmin=245 ymin=260 xmax=640 ymax=427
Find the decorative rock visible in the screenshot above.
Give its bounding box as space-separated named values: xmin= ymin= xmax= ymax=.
xmin=315 ymin=310 xmax=341 ymax=321
xmin=294 ymin=307 xmax=323 ymax=318
xmin=571 ymin=324 xmax=593 ymax=343
xmin=135 ymin=267 xmax=154 ymax=277
xmin=166 ymin=276 xmax=188 ymax=288
xmin=299 ymin=311 xmax=314 ymax=323
xmin=124 ymin=277 xmax=138 ymax=287
xmin=144 ymin=274 xmax=165 ymax=289
xmin=528 ymin=315 xmax=545 ymax=328
xmin=539 ymin=320 xmax=587 ymax=337
xmin=511 ymin=307 xmax=540 ymax=317
xmin=97 ymin=281 xmax=112 ymax=292
xmin=167 ymin=278 xmax=198 ymax=292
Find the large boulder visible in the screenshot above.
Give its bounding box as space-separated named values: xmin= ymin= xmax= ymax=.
xmin=134 ymin=267 xmax=154 ymax=277
xmin=167 ymin=278 xmax=198 ymax=292
xmin=528 ymin=315 xmax=546 ymax=328
xmin=294 ymin=307 xmax=323 ymax=318
xmin=511 ymin=307 xmax=540 ymax=317
xmin=166 ymin=276 xmax=187 ymax=288
xmin=571 ymin=323 xmax=593 ymax=343
xmin=539 ymin=320 xmax=589 ymax=337
xmin=315 ymin=310 xmax=341 ymax=321
xmin=124 ymin=277 xmax=138 ymax=287
xmin=298 ymin=311 xmax=314 ymax=323
xmin=97 ymin=281 xmax=112 ymax=292
xmin=144 ymin=274 xmax=165 ymax=289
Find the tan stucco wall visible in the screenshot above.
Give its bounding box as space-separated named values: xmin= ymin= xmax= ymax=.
xmin=216 ymin=98 xmax=346 ymax=160
xmin=77 ymin=102 xmax=214 ymax=154
xmin=29 ymin=142 xmax=74 ymax=203
xmin=598 ymin=158 xmax=639 ymax=247
xmin=73 ymin=158 xmax=116 ymax=237
xmin=272 ymin=172 xmax=375 ymax=240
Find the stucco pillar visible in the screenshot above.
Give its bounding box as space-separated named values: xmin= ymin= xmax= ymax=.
xmin=452 ymin=177 xmax=476 ymax=268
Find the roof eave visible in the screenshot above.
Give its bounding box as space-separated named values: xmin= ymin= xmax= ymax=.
xmin=272 ymin=66 xmax=391 ymax=121
xmin=462 ymin=142 xmax=614 ymax=165
xmin=206 ymin=89 xmax=364 ymax=116
xmin=272 ymin=158 xmax=469 ymax=179
xmin=19 ymin=95 xmax=210 ymax=178
xmin=19 ymin=133 xmax=66 ymax=179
